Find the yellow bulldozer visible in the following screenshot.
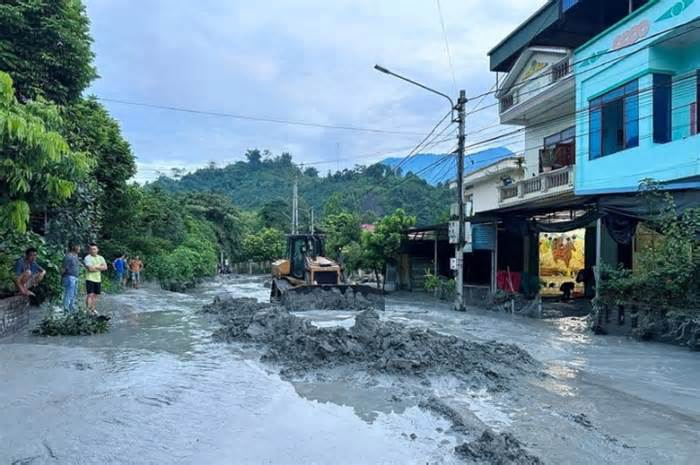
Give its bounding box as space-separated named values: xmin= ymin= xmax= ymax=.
xmin=270 ymin=234 xmax=384 ymax=311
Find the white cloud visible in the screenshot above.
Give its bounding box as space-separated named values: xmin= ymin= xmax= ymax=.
xmin=85 ymin=0 xmax=546 ymax=179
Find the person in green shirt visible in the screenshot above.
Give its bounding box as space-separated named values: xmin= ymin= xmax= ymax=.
xmin=84 ymin=243 xmax=107 ymax=315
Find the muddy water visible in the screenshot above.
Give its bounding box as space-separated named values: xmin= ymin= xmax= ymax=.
xmin=1 ymin=276 xmax=699 ymax=464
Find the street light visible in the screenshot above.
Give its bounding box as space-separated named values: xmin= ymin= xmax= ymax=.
xmin=373 ymin=64 xmax=468 ymax=311
xmin=374 ymin=64 xmax=455 ymax=112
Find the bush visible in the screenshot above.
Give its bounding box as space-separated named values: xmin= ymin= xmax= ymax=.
xmin=33 ymin=310 xmax=110 ymax=336
xmin=424 ymin=270 xmax=456 ymax=300
xmin=149 ymin=218 xmax=218 ymax=291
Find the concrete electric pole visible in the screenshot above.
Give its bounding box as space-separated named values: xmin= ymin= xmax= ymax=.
xmin=454 ymin=90 xmax=467 ymax=312
xmin=373 ymin=64 xmax=467 ymax=311
xmin=292 ymin=179 xmax=299 ymax=235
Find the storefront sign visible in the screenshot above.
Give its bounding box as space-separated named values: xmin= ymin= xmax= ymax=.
xmin=612 ymin=20 xmax=650 ymax=50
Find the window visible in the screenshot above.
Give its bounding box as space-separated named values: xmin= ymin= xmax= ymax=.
xmin=540 ymin=126 xmax=575 ymax=171
xmin=589 ymin=80 xmax=639 ymax=159
xmin=653 ymin=74 xmax=672 ymax=144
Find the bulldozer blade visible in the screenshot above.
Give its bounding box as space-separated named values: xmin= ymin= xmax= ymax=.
xmin=279 ymin=284 xmax=385 ymax=311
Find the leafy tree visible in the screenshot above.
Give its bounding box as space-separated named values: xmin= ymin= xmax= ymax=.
xmin=259 ymin=200 xmax=290 ymax=232
xmin=363 ymin=208 xmax=415 ymax=288
xmin=242 ymin=228 xmax=285 ymax=262
xmin=182 ymin=192 xmax=248 ymax=262
xmin=61 ymin=97 xmax=135 ymax=239
xmin=304 ymin=166 xmax=319 ymax=178
xmin=0 ymin=71 xmax=91 ymax=233
xmin=323 ymin=212 xmax=361 ymax=261
xmin=0 ymin=0 xmax=97 ymax=104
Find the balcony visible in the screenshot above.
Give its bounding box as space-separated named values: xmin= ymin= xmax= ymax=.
xmin=498 ymin=56 xmax=573 ymax=123
xmin=499 ymin=165 xmax=575 ymax=205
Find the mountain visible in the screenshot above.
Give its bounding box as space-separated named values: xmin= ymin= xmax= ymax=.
xmin=150 ymin=151 xmax=453 ymax=226
xmin=381 ymin=147 xmax=514 ymax=185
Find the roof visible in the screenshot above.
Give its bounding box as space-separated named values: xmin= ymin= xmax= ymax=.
xmin=489 ymin=0 xmax=636 ymax=72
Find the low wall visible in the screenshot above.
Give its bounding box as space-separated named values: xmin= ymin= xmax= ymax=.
xmin=0 ymin=296 xmax=30 ymax=337
xmin=231 ymin=261 xmax=272 ymax=275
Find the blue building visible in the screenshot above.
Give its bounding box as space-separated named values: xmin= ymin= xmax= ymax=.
xmin=574 ymin=0 xmax=700 ymax=194
xmin=472 ymin=0 xmax=700 ymax=306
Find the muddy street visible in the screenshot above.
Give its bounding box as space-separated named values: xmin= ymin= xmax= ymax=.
xmin=1 ymin=275 xmax=699 ymax=465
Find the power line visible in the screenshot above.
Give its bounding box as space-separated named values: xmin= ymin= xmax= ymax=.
xmin=96 ymin=97 xmax=430 ymax=137
xmin=436 ymin=0 xmax=458 ymax=93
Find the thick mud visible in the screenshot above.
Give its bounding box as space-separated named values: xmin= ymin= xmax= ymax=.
xmin=455 ymin=430 xmax=544 ymax=465
xmin=206 ymin=295 xmax=547 ymax=464
xmin=206 ymin=295 xmax=539 ymax=391
xmin=2 ymin=276 xmax=699 ymax=465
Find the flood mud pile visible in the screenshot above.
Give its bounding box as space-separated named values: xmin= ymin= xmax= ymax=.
xmin=279 ymin=284 xmax=386 ymax=311
xmin=454 ymin=430 xmax=544 ymax=465
xmin=205 ymin=296 xmax=538 ymax=391
xmin=204 ymin=296 xmax=546 ymax=464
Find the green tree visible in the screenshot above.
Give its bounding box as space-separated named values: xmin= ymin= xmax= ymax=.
xmin=0 ymin=0 xmax=97 ymax=104
xmin=323 ymin=212 xmax=361 ymax=260
xmin=0 ymin=71 xmax=91 ymax=233
xmin=363 ymin=208 xmax=415 ymax=288
xmin=61 ymin=97 xmax=136 ymax=239
xmin=259 ymin=200 xmax=290 ymax=232
xmin=242 ymin=228 xmax=285 ymax=262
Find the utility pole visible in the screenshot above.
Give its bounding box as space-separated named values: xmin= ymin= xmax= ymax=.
xmin=292 ymin=179 xmax=299 ymax=234
xmin=373 ymin=64 xmax=467 ymax=311
xmin=455 ymin=90 xmax=467 ymax=312
xmin=310 ymin=207 xmax=315 ymax=234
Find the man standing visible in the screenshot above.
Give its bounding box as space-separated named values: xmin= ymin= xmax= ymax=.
xmin=128 ymin=255 xmax=144 ymax=289
xmin=14 ymin=248 xmax=46 ymax=297
xmin=112 ymin=253 xmax=127 ymax=288
xmin=84 ymin=243 xmax=107 ymax=315
xmin=62 ymin=244 xmax=81 ymax=312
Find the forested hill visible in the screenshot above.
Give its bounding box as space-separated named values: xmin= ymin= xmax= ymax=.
xmin=151 ymin=150 xmax=453 ymax=226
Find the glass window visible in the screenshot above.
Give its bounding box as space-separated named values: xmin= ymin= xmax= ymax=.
xmin=588 ymin=79 xmax=639 ymax=159
xmin=653 ymin=74 xmax=672 ymax=144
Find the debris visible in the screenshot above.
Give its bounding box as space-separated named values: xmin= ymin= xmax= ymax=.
xmin=33 ymin=310 xmax=110 ymax=336
xmin=454 ymin=429 xmax=544 ymax=465
xmin=207 ymin=296 xmax=539 ymax=391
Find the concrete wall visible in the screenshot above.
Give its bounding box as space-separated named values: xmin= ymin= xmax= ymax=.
xmin=574 ymin=0 xmax=700 ymax=194
xmin=0 ymin=296 xmax=29 ymax=337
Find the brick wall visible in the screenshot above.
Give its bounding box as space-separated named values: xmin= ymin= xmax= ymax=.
xmin=0 ymin=296 xmax=29 ymax=337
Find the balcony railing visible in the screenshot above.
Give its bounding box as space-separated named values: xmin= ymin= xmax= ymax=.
xmin=552 ymin=58 xmax=571 ymax=82
xmin=498 ymin=165 xmax=575 ymax=204
xmin=500 ymin=93 xmax=515 ymax=113
xmin=499 ymin=57 xmax=572 ymax=114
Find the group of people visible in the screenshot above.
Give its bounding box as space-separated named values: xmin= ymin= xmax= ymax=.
xmin=14 ymin=244 xmax=144 ymax=315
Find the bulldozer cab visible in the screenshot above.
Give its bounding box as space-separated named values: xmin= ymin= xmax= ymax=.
xmin=287 ymin=234 xmax=325 ymax=279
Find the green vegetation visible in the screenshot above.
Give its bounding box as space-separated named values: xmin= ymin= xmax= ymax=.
xmin=598 ymin=185 xmax=700 ymax=312
xmin=0 ymin=0 xmax=438 ymax=300
xmin=424 ymin=270 xmax=456 ymax=300
xmin=33 ymin=310 xmax=109 ymax=336
xmin=153 ymin=149 xmax=452 ymax=226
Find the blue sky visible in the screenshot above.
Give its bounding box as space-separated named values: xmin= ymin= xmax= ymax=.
xmin=84 ymin=0 xmax=542 ymax=182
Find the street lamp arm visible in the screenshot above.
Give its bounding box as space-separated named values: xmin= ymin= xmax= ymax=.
xmin=374 ymin=64 xmax=455 ymax=110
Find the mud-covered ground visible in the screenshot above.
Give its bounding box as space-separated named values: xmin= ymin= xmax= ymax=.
xmin=1 ymin=275 xmax=699 ymax=464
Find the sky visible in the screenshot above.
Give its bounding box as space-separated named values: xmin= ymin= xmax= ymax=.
xmin=84 ymin=0 xmax=544 ymax=182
